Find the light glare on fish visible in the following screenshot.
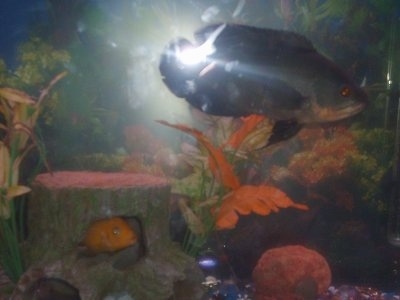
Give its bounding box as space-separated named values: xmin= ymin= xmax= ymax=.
xmin=176 ymin=24 xmax=226 ymax=66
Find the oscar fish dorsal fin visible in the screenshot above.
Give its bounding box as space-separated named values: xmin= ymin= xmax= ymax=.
xmin=194 ymin=23 xmax=316 ymax=55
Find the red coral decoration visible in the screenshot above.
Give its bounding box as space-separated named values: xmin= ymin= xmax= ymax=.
xmin=123 ymin=125 xmax=165 ymax=155
xmin=252 ymin=245 xmax=331 ymax=300
xmin=123 ymin=125 xmax=193 ymax=178
xmin=122 ymin=153 xmax=165 ymax=176
xmin=288 ymin=127 xmax=358 ymax=185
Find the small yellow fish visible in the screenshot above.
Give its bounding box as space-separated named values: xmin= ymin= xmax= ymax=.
xmin=81 ymin=217 xmax=137 ymax=254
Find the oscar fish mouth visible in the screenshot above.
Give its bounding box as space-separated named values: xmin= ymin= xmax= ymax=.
xmin=299 ymin=100 xmax=367 ymax=124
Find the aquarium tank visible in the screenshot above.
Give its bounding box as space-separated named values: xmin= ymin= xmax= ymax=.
xmin=0 ymin=0 xmax=400 ymax=299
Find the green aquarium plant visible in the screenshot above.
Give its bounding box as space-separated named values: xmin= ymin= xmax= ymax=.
xmin=0 ymin=37 xmax=71 ymax=146
xmin=0 ymin=72 xmax=66 ymax=283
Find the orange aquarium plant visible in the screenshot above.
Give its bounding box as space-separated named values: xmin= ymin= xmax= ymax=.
xmin=0 ymin=72 xmax=66 ymax=282
xmin=158 ymin=114 xmax=308 ymax=255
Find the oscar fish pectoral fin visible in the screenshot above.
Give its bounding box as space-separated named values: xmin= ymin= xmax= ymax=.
xmin=265 ymin=119 xmax=302 ymax=147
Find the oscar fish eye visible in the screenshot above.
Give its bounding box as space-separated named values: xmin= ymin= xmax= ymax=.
xmin=340 ymin=86 xmax=352 ymax=97
xmin=112 ymin=227 xmax=121 ymax=236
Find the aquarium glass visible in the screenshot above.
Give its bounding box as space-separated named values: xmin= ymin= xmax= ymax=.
xmin=0 ymin=0 xmax=400 ymax=299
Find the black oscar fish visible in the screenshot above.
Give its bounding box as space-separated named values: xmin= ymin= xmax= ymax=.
xmin=159 ymin=23 xmax=367 ymax=145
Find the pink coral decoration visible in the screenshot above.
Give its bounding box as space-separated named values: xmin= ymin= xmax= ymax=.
xmin=252 ymin=245 xmax=331 ymax=300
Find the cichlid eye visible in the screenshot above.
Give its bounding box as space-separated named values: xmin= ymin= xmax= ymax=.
xmin=340 ymin=86 xmax=352 ymax=97
xmin=112 ymin=227 xmax=121 ymax=236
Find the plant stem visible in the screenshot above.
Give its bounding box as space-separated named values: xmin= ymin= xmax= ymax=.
xmin=0 ymin=200 xmax=24 ymax=283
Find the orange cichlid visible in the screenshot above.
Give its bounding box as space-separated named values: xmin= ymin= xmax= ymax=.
xmin=81 ymin=217 xmax=137 ymax=254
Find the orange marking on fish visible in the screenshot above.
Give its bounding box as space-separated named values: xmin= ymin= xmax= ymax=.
xmin=81 ymin=217 xmax=137 ymax=254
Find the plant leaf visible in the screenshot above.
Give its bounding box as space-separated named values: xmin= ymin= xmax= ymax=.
xmin=215 ymin=185 xmax=308 ymax=230
xmin=6 ymin=185 xmax=31 ymax=198
xmin=0 ymin=201 xmax=11 ymax=219
xmin=0 ymin=88 xmax=35 ymax=105
xmin=0 ymin=143 xmax=10 ymax=187
xmin=224 ymin=115 xmax=267 ymax=149
xmin=37 ymin=71 xmax=68 ymax=106
xmin=0 ymin=185 xmax=31 ymax=219
xmin=178 ymin=198 xmax=205 ymax=235
xmin=157 ymin=120 xmax=240 ymax=190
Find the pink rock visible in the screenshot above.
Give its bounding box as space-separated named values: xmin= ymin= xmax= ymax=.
xmin=34 ymin=171 xmax=169 ymax=189
xmin=252 ymin=245 xmax=331 ymax=300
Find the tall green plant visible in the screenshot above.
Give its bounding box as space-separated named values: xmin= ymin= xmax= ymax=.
xmin=0 ymin=72 xmax=66 ymax=282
